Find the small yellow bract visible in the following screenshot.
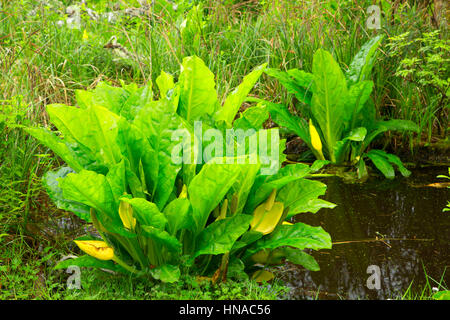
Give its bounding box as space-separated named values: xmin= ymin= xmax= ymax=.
xmin=74 ymin=240 xmax=114 ymax=261
xmin=250 ymin=201 xmax=284 ymax=235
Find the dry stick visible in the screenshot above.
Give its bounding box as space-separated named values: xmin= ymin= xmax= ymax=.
xmin=332 ymin=237 xmax=434 ymax=246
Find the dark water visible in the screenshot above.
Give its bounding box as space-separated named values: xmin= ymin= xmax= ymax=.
xmin=283 ymin=166 xmax=450 ymax=300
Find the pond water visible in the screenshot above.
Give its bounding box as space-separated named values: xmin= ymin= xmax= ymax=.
xmin=283 ymin=166 xmax=450 ymax=299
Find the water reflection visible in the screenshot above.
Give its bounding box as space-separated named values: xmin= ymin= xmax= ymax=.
xmin=284 ymin=167 xmax=450 ymax=299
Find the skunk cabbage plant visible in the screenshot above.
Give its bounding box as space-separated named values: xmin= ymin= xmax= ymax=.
xmin=264 ymin=36 xmax=419 ymax=179
xmin=26 ymin=56 xmax=334 ymax=283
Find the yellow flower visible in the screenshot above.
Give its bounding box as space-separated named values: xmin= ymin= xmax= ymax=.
xmin=82 ymin=29 xmax=88 ymax=41
xmin=251 ymin=270 xmax=274 ymax=283
xmin=74 ymin=240 xmax=114 ymax=261
xmin=250 ymin=199 xmax=284 ymax=235
xmin=119 ymin=199 xmax=136 ymax=230
xmin=179 ymin=184 xmax=188 ymax=199
xmin=309 ymin=119 xmax=325 ymax=160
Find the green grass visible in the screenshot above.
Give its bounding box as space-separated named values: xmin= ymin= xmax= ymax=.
xmin=0 ymin=0 xmax=448 ymax=300
xmin=398 ymin=265 xmax=448 ymax=300
xmin=0 ymin=233 xmax=289 ymax=300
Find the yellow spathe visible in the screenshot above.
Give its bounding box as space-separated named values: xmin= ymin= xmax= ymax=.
xmin=74 ymin=240 xmax=114 ymax=261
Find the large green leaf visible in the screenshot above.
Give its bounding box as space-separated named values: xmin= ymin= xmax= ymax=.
xmin=134 ymin=100 xmax=186 ymax=209
xmin=193 ymin=214 xmax=253 ymax=258
xmin=233 ymin=103 xmax=269 ymax=131
xmin=188 ymin=159 xmax=241 ymax=234
xmin=106 ymin=160 xmax=127 ymax=203
xmin=311 ymin=49 xmax=349 ymax=162
xmin=346 ymin=80 xmax=374 ymax=126
xmin=120 ymin=197 xmax=167 ymax=230
xmin=375 ymin=119 xmax=419 ymax=133
xmin=59 ymin=170 xmax=117 ymax=216
xmin=149 ymin=264 xmax=180 ymax=283
xmin=178 ymin=56 xmax=218 ymax=123
xmin=346 ymin=35 xmax=384 ymax=85
xmin=116 ymin=119 xmax=153 ymax=187
xmin=368 ymin=149 xmax=411 ymax=177
xmin=253 ymin=222 xmax=332 ymax=252
xmin=140 ymin=225 xmax=182 ymax=254
xmin=156 ymin=71 xmax=175 ymax=100
xmin=163 ymin=198 xmax=192 ymax=235
xmin=362 ymin=119 xmax=419 ymax=152
xmin=42 ymin=167 xmax=91 ymax=221
xmin=215 ymin=63 xmax=266 ymax=127
xmin=366 ymin=151 xmax=395 ymax=179
xmin=54 ymin=255 xmax=122 ymax=273
xmin=75 ymin=82 xmax=152 ymax=120
xmin=264 ymin=68 xmax=313 ymax=105
xmin=265 ymin=101 xmax=310 ymax=143
xmin=283 ymin=247 xmax=320 ymax=271
xmin=25 ymin=127 xmax=83 ymax=172
xmin=47 ymin=104 xmax=122 ymax=166
xmin=229 ymin=161 xmax=261 ymax=215
xmin=277 ymin=179 xmax=335 ymax=218
xmin=245 ymin=163 xmax=311 ymax=213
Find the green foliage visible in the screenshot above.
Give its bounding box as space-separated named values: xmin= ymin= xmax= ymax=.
xmin=25 ymin=56 xmax=333 ymax=283
xmin=0 ymin=96 xmax=56 ymax=233
xmin=0 ymin=234 xmax=288 ymax=300
xmin=387 ymin=30 xmax=449 ymax=138
xmin=264 ymin=36 xmax=420 ymax=179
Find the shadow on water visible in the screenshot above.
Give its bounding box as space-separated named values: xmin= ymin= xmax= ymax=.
xmin=283 ymin=166 xmax=450 ymax=300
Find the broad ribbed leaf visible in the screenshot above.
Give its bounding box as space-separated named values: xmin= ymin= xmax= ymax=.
xmin=47 ymin=104 xmax=121 ymax=166
xmin=230 ymin=161 xmax=261 ymax=214
xmin=375 ymin=119 xmax=419 ymax=133
xmin=25 ymin=127 xmax=83 ymax=172
xmin=150 ymin=264 xmax=180 ymax=283
xmin=233 ymin=103 xmax=269 ymax=131
xmin=188 ymin=160 xmax=241 ymax=233
xmin=346 ymin=35 xmax=384 ymax=85
xmin=59 ymin=170 xmax=117 ymax=215
xmin=215 ymin=63 xmax=266 ymax=127
xmin=284 ymin=247 xmax=320 ymax=271
xmin=134 ymin=100 xmax=185 ymax=209
xmin=140 ymin=225 xmax=182 ymax=253
xmin=245 ymin=163 xmax=311 ymax=213
xmin=156 ymin=71 xmax=175 ymax=100
xmin=54 ymin=255 xmax=122 ymax=272
xmin=178 ymin=56 xmax=218 ymax=123
xmin=366 ymin=151 xmax=395 ymax=179
xmin=120 ymin=197 xmax=167 ymax=230
xmin=368 ymin=149 xmax=411 ymax=177
xmin=265 ymin=101 xmax=310 ymax=143
xmin=163 ymin=198 xmax=192 ymax=235
xmin=277 ymin=179 xmax=335 ymax=218
xmin=194 ymin=214 xmax=253 ymax=258
xmin=311 ymin=49 xmax=349 ymax=163
xmin=254 ymin=222 xmax=332 ymax=252
xmin=264 ymin=68 xmax=313 ymax=105
xmin=42 ymin=167 xmax=91 ymax=221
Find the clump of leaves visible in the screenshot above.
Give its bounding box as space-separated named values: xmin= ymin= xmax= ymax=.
xmin=387 ymin=30 xmax=449 ymax=138
xmin=263 ymin=35 xmax=420 ymax=180
xmin=25 ymin=56 xmax=334 ymax=283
